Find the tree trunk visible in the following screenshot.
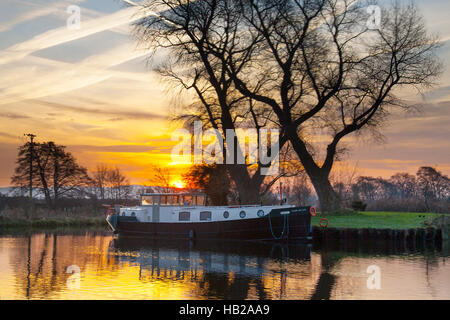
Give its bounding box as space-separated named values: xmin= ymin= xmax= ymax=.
xmin=286 ymin=126 xmax=342 ymax=213
xmin=308 ymin=172 xmax=341 ymax=213
xmin=227 ymin=164 xmax=262 ymax=204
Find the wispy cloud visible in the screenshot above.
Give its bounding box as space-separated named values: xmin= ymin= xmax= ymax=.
xmin=32 ymin=99 xmax=167 ymax=121
xmin=0 ymin=0 xmax=86 ymax=33
xmin=0 ymin=112 xmax=30 ymax=119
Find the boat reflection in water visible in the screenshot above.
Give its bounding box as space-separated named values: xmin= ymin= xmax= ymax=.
xmin=108 ymin=238 xmax=315 ymax=299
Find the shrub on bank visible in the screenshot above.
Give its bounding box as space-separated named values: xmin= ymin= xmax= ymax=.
xmin=351 ymin=200 xmax=367 ymax=211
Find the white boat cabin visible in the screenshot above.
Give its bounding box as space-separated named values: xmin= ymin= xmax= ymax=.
xmin=119 ymin=193 xmax=293 ymax=223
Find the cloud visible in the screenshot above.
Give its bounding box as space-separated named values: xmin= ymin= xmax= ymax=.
xmin=68 ymin=144 xmax=172 ymax=154
xmin=0 ymin=5 xmax=153 ymax=65
xmin=0 ymin=131 xmax=21 ymax=139
xmin=0 ymin=112 xmax=30 ymax=119
xmin=421 ymin=86 xmax=450 ymax=102
xmin=32 ymin=99 xmax=167 ymax=121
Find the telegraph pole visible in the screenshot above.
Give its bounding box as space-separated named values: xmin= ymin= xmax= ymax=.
xmin=24 ymin=133 xmax=36 ymax=200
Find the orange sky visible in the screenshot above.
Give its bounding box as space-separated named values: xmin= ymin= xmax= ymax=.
xmin=0 ymin=0 xmax=449 ymax=187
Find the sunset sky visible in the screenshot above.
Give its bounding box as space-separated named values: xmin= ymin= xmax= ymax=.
xmin=0 ymin=0 xmax=449 ymax=187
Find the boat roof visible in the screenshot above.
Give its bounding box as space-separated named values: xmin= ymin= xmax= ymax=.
xmin=140 ymin=193 xmax=206 ymax=196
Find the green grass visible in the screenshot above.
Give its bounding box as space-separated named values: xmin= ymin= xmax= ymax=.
xmin=311 ymin=211 xmax=443 ymax=230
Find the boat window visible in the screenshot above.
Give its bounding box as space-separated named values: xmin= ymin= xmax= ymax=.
xmin=223 ymin=211 xmax=229 ymax=219
xmin=141 ymin=196 xmax=153 ymax=205
xmin=179 ymin=211 xmax=190 ymax=221
xmin=182 ymin=195 xmax=193 ymax=206
xmin=257 ymin=210 xmax=264 ymax=217
xmin=160 ymin=195 xmax=167 ymax=205
xmin=239 ymin=210 xmax=246 ymax=218
xmin=200 ymin=211 xmax=212 ymax=221
xmin=131 ymin=212 xmax=136 ymax=217
xmin=169 ymin=195 xmax=179 ymax=205
xmin=196 ymin=195 xmax=205 ymax=206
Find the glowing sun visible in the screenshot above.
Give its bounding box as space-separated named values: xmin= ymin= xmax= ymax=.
xmin=172 ymin=180 xmax=185 ymax=189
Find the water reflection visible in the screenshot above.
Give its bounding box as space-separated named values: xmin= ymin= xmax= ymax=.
xmin=109 ymin=238 xmax=313 ymax=299
xmin=0 ymin=230 xmax=448 ymax=300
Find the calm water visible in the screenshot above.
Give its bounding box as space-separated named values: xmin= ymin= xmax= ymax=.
xmin=0 ymin=230 xmax=448 ymax=300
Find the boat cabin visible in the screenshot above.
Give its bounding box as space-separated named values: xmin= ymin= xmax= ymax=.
xmin=140 ymin=193 xmax=207 ymax=207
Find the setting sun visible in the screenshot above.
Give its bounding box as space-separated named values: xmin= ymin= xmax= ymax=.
xmin=172 ymin=180 xmax=185 ymax=189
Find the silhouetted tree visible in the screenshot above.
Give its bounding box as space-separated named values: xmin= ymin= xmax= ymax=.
xmin=416 ymin=166 xmax=450 ymax=211
xmin=183 ymin=164 xmax=230 ymax=205
xmin=148 ymin=165 xmax=175 ymax=193
xmin=287 ymin=173 xmax=312 ymax=206
xmin=389 ymin=173 xmax=417 ymax=199
xmin=134 ymin=0 xmax=290 ymax=204
xmin=91 ymin=164 xmax=132 ymax=200
xmin=91 ymin=163 xmax=109 ymax=200
xmin=11 ymin=141 xmax=92 ymax=208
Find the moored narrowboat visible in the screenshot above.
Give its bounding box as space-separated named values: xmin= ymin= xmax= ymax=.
xmin=106 ymin=193 xmax=313 ymax=241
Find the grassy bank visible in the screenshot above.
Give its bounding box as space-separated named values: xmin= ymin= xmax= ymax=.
xmin=311 ymin=211 xmax=443 ymax=230
xmin=0 ymin=216 xmax=107 ymax=229
xmin=0 ymin=206 xmax=108 ymax=229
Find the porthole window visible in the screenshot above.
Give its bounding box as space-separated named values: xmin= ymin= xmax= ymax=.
xmin=223 ymin=211 xmax=230 ymax=219
xmin=239 ymin=210 xmax=246 ymax=218
xmin=257 ymin=210 xmax=264 ymax=217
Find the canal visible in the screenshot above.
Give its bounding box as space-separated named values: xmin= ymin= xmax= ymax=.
xmin=0 ymin=230 xmax=448 ymax=299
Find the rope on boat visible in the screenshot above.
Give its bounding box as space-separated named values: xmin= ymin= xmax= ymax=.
xmin=268 ymin=211 xmax=289 ymax=240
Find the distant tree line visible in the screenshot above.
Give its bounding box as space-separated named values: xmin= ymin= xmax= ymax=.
xmin=350 ymin=167 xmax=449 ymax=213
xmin=324 ymin=166 xmax=449 ymax=213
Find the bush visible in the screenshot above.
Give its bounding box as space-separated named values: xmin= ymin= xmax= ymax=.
xmin=351 ymin=200 xmax=367 ymax=211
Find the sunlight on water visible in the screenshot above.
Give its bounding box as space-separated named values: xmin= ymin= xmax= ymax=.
xmin=0 ymin=231 xmax=448 ymax=300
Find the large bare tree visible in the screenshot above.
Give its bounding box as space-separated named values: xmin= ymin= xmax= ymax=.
xmin=132 ymin=0 xmax=441 ymax=211
xmin=133 ymin=0 xmax=293 ymax=204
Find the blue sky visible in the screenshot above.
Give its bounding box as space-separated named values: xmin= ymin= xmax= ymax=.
xmin=0 ymin=0 xmax=449 ymax=186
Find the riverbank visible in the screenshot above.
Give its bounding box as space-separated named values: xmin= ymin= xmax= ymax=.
xmin=0 ymin=216 xmax=107 ymax=229
xmin=311 ymin=211 xmax=449 ymax=242
xmin=311 ymin=211 xmax=443 ymax=229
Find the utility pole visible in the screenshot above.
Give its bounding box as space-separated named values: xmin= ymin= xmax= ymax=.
xmin=24 ymin=133 xmax=36 ymax=200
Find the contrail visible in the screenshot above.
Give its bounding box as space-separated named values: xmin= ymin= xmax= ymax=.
xmin=0 ymin=2 xmax=158 ymax=66
xmin=121 ymin=0 xmax=140 ymax=6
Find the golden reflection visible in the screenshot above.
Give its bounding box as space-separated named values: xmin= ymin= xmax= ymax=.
xmin=0 ymin=232 xmax=449 ymax=300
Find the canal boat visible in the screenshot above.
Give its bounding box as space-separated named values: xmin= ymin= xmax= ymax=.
xmin=106 ymin=193 xmax=314 ymax=241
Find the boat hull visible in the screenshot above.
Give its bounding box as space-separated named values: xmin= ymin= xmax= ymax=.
xmin=108 ymin=207 xmax=312 ymax=241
